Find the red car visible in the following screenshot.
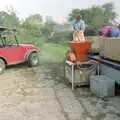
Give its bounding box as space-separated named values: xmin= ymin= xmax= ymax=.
xmin=0 ymin=27 xmax=40 ymax=74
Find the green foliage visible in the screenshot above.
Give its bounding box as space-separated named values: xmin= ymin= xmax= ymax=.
xmin=48 ymin=31 xmax=73 ymax=44
xmin=102 ymin=2 xmax=117 ymax=23
xmin=68 ymin=9 xmax=81 ymax=21
xmin=41 ymin=16 xmax=56 ymax=39
xmin=0 ymin=7 xmax=20 ymax=28
xmin=17 ymin=28 xmax=44 ymax=46
xmin=84 ymin=27 xmax=97 ymax=36
xmin=22 ymin=14 xmax=42 ymax=37
xmin=91 ymin=14 xmax=105 ymax=29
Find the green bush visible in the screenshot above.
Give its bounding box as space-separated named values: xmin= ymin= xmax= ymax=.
xmin=17 ymin=28 xmax=45 ymax=47
xmin=47 ymin=31 xmax=73 ymax=44
xmin=84 ymin=27 xmax=97 ymax=36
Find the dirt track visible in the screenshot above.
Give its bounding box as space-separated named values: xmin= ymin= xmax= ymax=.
xmin=0 ymin=64 xmax=120 ymax=120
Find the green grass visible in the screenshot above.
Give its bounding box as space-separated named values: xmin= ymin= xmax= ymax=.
xmin=39 ymin=43 xmax=68 ymax=64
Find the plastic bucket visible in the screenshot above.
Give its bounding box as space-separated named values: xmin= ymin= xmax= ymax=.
xmin=69 ymin=41 xmax=92 ymax=62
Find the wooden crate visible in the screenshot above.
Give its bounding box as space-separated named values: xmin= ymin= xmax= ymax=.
xmin=100 ymin=38 xmax=120 ymax=62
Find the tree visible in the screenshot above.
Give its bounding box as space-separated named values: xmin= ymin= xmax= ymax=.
xmin=0 ymin=11 xmax=6 ymax=26
xmin=68 ymin=9 xmax=81 ymax=21
xmin=102 ymin=2 xmax=117 ymax=23
xmin=22 ymin=14 xmax=42 ymax=37
xmin=0 ymin=6 xmax=20 ymax=28
xmin=41 ymin=16 xmax=56 ymax=38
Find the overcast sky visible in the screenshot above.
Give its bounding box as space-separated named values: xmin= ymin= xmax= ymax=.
xmin=0 ymin=0 xmax=120 ymax=23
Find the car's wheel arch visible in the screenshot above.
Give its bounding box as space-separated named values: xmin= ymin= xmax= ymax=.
xmin=25 ymin=50 xmax=38 ymax=61
xmin=0 ymin=57 xmax=7 ymax=65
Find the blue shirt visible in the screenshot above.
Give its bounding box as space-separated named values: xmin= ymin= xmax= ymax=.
xmin=111 ymin=27 xmax=120 ymax=37
xmin=72 ymin=19 xmax=85 ymax=32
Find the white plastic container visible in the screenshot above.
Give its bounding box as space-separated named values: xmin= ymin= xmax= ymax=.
xmin=90 ymin=75 xmax=115 ymax=98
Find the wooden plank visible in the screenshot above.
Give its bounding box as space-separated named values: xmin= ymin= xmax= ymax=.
xmin=100 ymin=38 xmax=120 ymax=62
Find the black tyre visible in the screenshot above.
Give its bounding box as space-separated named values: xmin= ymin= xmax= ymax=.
xmin=28 ymin=52 xmax=40 ymax=67
xmin=0 ymin=59 xmax=5 ymax=74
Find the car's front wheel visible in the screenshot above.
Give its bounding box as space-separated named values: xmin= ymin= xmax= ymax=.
xmin=28 ymin=52 xmax=40 ymax=67
xmin=0 ymin=59 xmax=5 ymax=74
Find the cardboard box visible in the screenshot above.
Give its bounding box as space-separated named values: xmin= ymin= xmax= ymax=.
xmin=100 ymin=38 xmax=120 ymax=61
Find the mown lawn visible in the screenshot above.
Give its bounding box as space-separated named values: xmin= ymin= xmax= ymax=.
xmin=39 ymin=42 xmax=68 ymax=64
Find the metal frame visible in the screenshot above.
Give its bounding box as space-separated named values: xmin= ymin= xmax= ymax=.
xmin=65 ymin=60 xmax=98 ymax=90
xmin=0 ymin=27 xmax=19 ymax=46
xmin=65 ymin=60 xmax=75 ymax=90
xmin=88 ymin=55 xmax=120 ymax=84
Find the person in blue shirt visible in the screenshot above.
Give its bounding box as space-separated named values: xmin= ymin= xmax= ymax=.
xmin=72 ymin=15 xmax=86 ymax=41
xmin=111 ymin=25 xmax=120 ymax=37
xmin=72 ymin=15 xmax=85 ymax=32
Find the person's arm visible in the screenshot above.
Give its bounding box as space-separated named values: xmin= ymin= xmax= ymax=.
xmin=73 ymin=24 xmax=78 ymax=31
xmin=72 ymin=20 xmax=80 ymax=31
xmin=72 ymin=20 xmax=76 ymax=31
xmin=73 ymin=25 xmax=76 ymax=31
xmin=80 ymin=20 xmax=85 ymax=32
